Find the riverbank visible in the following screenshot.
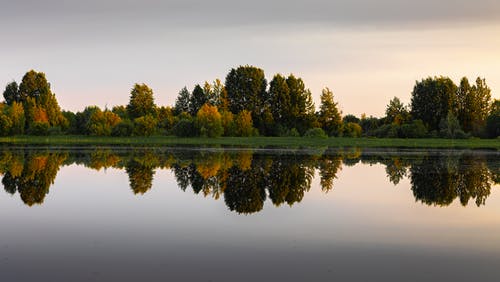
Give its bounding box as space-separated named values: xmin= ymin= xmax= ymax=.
xmin=0 ymin=136 xmax=498 ymax=149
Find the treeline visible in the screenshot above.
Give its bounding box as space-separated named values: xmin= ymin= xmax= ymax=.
xmin=1 ymin=149 xmax=498 ymax=212
xmin=1 ymin=67 xmax=499 ymax=138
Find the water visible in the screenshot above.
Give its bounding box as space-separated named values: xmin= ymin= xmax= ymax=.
xmin=0 ymin=147 xmax=499 ymax=282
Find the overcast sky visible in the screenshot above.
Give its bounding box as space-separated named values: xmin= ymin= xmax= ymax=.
xmin=1 ymin=0 xmax=499 ymax=116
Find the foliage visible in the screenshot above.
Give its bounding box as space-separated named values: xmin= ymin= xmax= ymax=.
xmin=318 ymin=87 xmax=342 ymax=136
xmin=111 ymin=119 xmax=134 ymax=137
xmin=400 ymin=120 xmax=427 ymax=138
xmin=3 ymin=81 xmax=20 ymax=105
xmin=385 ymin=97 xmax=410 ymax=125
xmin=196 ymin=104 xmax=223 ymax=138
xmin=28 ymin=121 xmax=50 ymax=136
xmin=127 ymin=83 xmax=156 ymax=119
xmin=174 ymin=87 xmax=191 ymax=115
xmin=439 ymin=111 xmax=467 ymax=139
xmin=343 ymin=122 xmax=362 ymax=138
xmin=133 ymin=114 xmax=158 ymax=136
xmin=303 ymin=128 xmax=327 ymax=138
xmin=456 ymin=77 xmax=492 ymax=136
xmin=220 ymin=110 xmax=236 ymax=136
xmin=234 ymin=110 xmax=255 ymax=137
xmin=173 ymin=118 xmax=198 ymax=137
xmin=225 ymin=65 xmax=267 ymax=128
xmin=410 ymin=77 xmax=457 ymax=131
xmin=485 ymin=99 xmax=500 ymax=138
xmin=190 ymin=84 xmax=208 ymax=116
xmin=87 ymin=108 xmax=122 ymax=136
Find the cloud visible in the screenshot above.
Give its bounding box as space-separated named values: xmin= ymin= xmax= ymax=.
xmin=2 ymin=0 xmax=500 ymax=28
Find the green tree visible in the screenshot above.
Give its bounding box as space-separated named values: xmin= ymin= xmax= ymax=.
xmin=457 ymin=77 xmax=492 ymax=135
xmin=8 ymin=102 xmax=25 ymax=135
xmin=410 ymin=77 xmax=457 ymax=131
xmin=19 ymin=70 xmax=66 ymax=129
xmin=318 ymin=87 xmax=342 ymax=136
xmin=385 ymin=97 xmax=410 ymax=125
xmin=127 ymin=83 xmax=156 ymax=119
xmin=87 ymin=108 xmax=121 ymax=136
xmin=286 ymin=74 xmax=316 ymax=133
xmin=189 ymin=84 xmax=207 ymax=116
xmin=174 ymin=87 xmax=191 ymax=115
xmin=196 ymin=104 xmax=223 ymax=138
xmin=440 ymin=111 xmax=464 ymax=139
xmin=268 ymin=74 xmax=291 ymax=130
xmin=485 ymin=99 xmax=500 ymax=138
xmin=235 ymin=110 xmax=255 ymax=137
xmin=225 ymin=65 xmax=267 ymax=128
xmin=133 ymin=115 xmax=158 ymax=136
xmin=3 ymin=81 xmax=20 ymax=105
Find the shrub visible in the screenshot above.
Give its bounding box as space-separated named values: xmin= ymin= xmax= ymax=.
xmin=235 ymin=110 xmax=255 ymax=137
xmin=400 ymin=120 xmax=427 ymax=138
xmin=28 ymin=121 xmax=50 ymax=136
xmin=133 ymin=115 xmax=158 ymax=136
xmin=173 ymin=119 xmax=198 ymax=137
xmin=304 ymin=128 xmax=328 ymax=138
xmin=111 ymin=120 xmax=134 ymax=137
xmin=196 ymin=104 xmax=223 ymax=138
xmin=343 ymin=122 xmax=362 ymax=138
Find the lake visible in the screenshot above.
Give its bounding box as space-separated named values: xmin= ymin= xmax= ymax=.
xmin=0 ymin=147 xmax=499 ymax=282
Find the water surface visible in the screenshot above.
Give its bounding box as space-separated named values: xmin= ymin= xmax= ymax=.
xmin=0 ymin=147 xmax=499 ymax=282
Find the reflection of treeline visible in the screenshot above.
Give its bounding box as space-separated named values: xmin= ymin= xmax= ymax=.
xmin=0 ymin=149 xmax=498 ymax=211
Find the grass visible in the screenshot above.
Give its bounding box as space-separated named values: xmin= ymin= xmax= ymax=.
xmin=0 ymin=135 xmax=497 ymax=149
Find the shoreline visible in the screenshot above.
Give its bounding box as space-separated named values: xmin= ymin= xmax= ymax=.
xmin=0 ymin=136 xmax=498 ymax=150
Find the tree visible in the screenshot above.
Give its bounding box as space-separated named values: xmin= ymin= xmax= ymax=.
xmin=189 ymin=84 xmax=207 ymax=116
xmin=318 ymin=87 xmax=342 ymax=136
xmin=234 ymin=110 xmax=255 ymax=137
xmin=8 ymin=102 xmax=25 ymax=135
xmin=174 ymin=87 xmax=191 ymax=115
xmin=3 ymin=81 xmax=19 ymax=105
xmin=196 ymin=104 xmax=223 ymax=138
xmin=225 ymin=65 xmax=267 ymax=128
xmin=87 ymin=108 xmax=121 ymax=136
xmin=485 ymin=99 xmax=500 ymax=138
xmin=410 ymin=77 xmax=457 ymax=131
xmin=133 ymin=115 xmax=158 ymax=136
xmin=286 ymin=74 xmax=316 ymax=133
xmin=268 ymin=74 xmax=291 ymax=129
xmin=18 ymin=70 xmax=66 ymax=129
xmin=127 ymin=83 xmax=156 ymax=119
xmin=385 ymin=97 xmax=409 ymax=125
xmin=457 ymin=77 xmax=492 ymax=135
xmin=439 ymin=111 xmax=464 ymax=139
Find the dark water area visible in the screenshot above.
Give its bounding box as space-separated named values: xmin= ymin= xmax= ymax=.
xmin=0 ymin=147 xmax=499 ymax=282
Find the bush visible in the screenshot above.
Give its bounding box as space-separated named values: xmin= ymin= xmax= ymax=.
xmin=111 ymin=120 xmax=134 ymax=137
xmin=288 ymin=128 xmax=300 ymax=137
xmin=196 ymin=104 xmax=223 ymax=138
xmin=133 ymin=115 xmax=158 ymax=136
xmin=304 ymin=128 xmax=328 ymax=138
xmin=400 ymin=120 xmax=427 ymax=138
xmin=486 ymin=113 xmax=500 ymax=138
xmin=234 ymin=110 xmax=255 ymax=137
xmin=343 ymin=122 xmax=362 ymax=138
xmin=173 ymin=119 xmax=198 ymax=137
xmin=373 ymin=124 xmax=399 ymax=138
xmin=28 ymin=122 xmax=50 ymax=136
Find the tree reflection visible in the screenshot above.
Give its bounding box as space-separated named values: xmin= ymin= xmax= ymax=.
xmin=410 ymin=153 xmax=493 ymax=207
xmin=0 ymin=148 xmax=497 ymax=212
xmin=0 ymin=151 xmax=67 ymax=206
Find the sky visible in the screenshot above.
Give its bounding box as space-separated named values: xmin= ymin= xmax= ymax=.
xmin=1 ymin=0 xmax=499 ymax=116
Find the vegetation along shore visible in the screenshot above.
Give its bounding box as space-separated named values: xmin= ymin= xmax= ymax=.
xmin=1 ymin=65 xmax=499 ymax=141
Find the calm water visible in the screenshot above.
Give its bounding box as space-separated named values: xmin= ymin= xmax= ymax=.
xmin=0 ymin=147 xmax=499 ymax=282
